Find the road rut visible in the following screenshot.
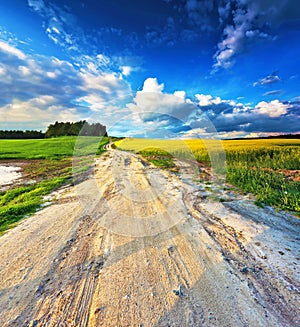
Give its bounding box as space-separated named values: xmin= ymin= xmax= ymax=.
xmin=0 ymin=150 xmax=299 ymax=326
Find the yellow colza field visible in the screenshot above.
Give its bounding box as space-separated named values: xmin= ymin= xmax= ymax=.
xmin=116 ymin=138 xmax=300 ymax=214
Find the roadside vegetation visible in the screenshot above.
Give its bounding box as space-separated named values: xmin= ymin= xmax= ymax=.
xmin=116 ymin=138 xmax=300 ymax=215
xmin=0 ymin=136 xmax=109 ymax=235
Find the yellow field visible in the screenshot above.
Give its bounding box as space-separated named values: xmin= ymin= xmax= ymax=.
xmin=116 ymin=138 xmax=300 ymax=214
xmin=116 ymin=137 xmax=300 ymax=154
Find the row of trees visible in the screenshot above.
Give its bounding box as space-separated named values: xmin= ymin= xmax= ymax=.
xmin=0 ymin=121 xmax=107 ymax=139
xmin=45 ymin=121 xmax=107 ymax=138
xmin=0 ymin=130 xmax=45 ymax=139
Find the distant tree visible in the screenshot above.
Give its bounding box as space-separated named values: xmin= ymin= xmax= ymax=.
xmin=0 ymin=130 xmax=45 ymax=139
xmin=45 ymin=121 xmax=107 ymax=137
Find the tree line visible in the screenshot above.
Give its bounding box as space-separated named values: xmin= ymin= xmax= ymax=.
xmin=0 ymin=121 xmax=107 ymax=139
xmin=0 ymin=130 xmax=45 ymax=139
xmin=45 ymin=121 xmax=107 ymax=137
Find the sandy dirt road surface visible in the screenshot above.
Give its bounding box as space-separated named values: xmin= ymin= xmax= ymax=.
xmin=0 ymin=149 xmax=299 ymax=326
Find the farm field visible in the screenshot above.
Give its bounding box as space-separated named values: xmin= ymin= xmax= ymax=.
xmin=0 ymin=136 xmax=109 ymax=159
xmin=0 ymin=136 xmax=109 ymax=234
xmin=0 ymin=144 xmax=299 ymax=326
xmin=116 ymin=138 xmax=300 ymax=215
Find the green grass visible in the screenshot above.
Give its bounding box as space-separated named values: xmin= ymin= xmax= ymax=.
xmin=138 ymin=148 xmax=178 ymax=171
xmin=227 ymin=167 xmax=299 ymax=212
xmin=223 ymin=140 xmax=300 ymax=213
xmin=0 ymin=177 xmax=67 ymax=235
xmin=0 ymin=136 xmax=109 ymax=235
xmin=0 ymin=136 xmax=109 ymax=159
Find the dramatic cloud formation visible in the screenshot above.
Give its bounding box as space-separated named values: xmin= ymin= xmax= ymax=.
xmin=0 ymin=1 xmax=298 ymax=137
xmin=122 ymin=77 xmax=299 ymax=138
xmin=127 ymin=77 xmax=195 ymax=134
xmin=196 ymin=96 xmax=299 ymax=136
xmin=254 ymin=100 xmax=289 ymax=118
xmin=0 ymin=96 xmax=81 ymax=130
xmin=0 ymin=40 xmax=131 ymax=129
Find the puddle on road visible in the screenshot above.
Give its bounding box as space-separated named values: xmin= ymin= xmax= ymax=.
xmin=0 ymin=165 xmax=22 ymax=187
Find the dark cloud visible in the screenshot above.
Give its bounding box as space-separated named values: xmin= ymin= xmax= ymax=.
xmin=184 ymin=96 xmax=299 ymax=135
xmin=208 ymin=109 xmax=299 ymax=134
xmin=126 ymin=77 xmax=299 ymax=137
xmin=287 ymin=100 xmax=300 ymax=115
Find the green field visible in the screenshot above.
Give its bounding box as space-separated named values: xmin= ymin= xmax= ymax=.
xmin=0 ymin=136 xmax=109 ymax=235
xmin=0 ymin=136 xmax=109 ymax=159
xmin=116 ymin=138 xmax=300 ymax=215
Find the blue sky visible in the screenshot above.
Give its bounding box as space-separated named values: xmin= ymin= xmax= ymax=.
xmin=0 ymin=0 xmax=299 ymax=138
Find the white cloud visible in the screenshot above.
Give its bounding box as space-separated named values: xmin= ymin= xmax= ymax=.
xmin=253 ymin=74 xmax=281 ymax=87
xmin=212 ymin=1 xmax=273 ymax=71
xmin=254 ymin=100 xmax=289 ymax=117
xmin=195 ymin=94 xmax=222 ymax=106
xmin=263 ymin=90 xmax=283 ymax=96
xmin=51 ymin=27 xmax=61 ymax=35
xmin=121 ymin=66 xmax=132 ymax=76
xmin=180 ymin=127 xmax=238 ymax=139
xmin=79 ymin=70 xmax=131 ymax=98
xmin=96 ymin=54 xmax=110 ymax=65
xmin=0 ymin=96 xmax=80 ymax=126
xmin=75 ymin=54 xmax=111 ymax=72
xmin=128 ymin=78 xmax=192 ymax=116
xmin=28 ymin=0 xmax=85 ymax=53
xmin=0 ymin=41 xmax=26 ymax=60
xmin=19 ymin=65 xmax=30 ymax=76
xmin=174 ymin=91 xmax=186 ymax=99
xmin=27 ymin=0 xmax=45 ymax=12
xmin=125 ymin=78 xmax=198 ymax=137
xmin=213 ymin=23 xmax=246 ymax=70
xmin=180 ymin=129 xmax=285 ymax=140
xmin=46 ymin=71 xmax=56 ymax=78
xmin=141 ymin=77 xmax=164 ymax=93
xmin=0 ymin=41 xmax=132 ymax=130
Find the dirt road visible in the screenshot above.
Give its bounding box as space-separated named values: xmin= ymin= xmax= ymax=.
xmin=0 ymin=150 xmax=299 ymax=326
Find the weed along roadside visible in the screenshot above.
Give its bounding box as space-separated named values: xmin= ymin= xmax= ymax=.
xmin=0 ymin=136 xmax=109 ymax=235
xmin=116 ymin=137 xmax=300 ymax=216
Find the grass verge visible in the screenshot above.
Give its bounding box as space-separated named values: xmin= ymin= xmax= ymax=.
xmin=0 ymin=136 xmax=109 ymax=235
xmin=0 ymin=177 xmax=67 ymax=236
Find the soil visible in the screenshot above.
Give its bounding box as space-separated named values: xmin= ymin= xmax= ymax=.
xmin=0 ymin=150 xmax=299 ymax=326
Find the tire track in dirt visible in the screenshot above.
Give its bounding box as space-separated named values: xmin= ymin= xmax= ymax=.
xmin=0 ymin=149 xmax=299 ymax=326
